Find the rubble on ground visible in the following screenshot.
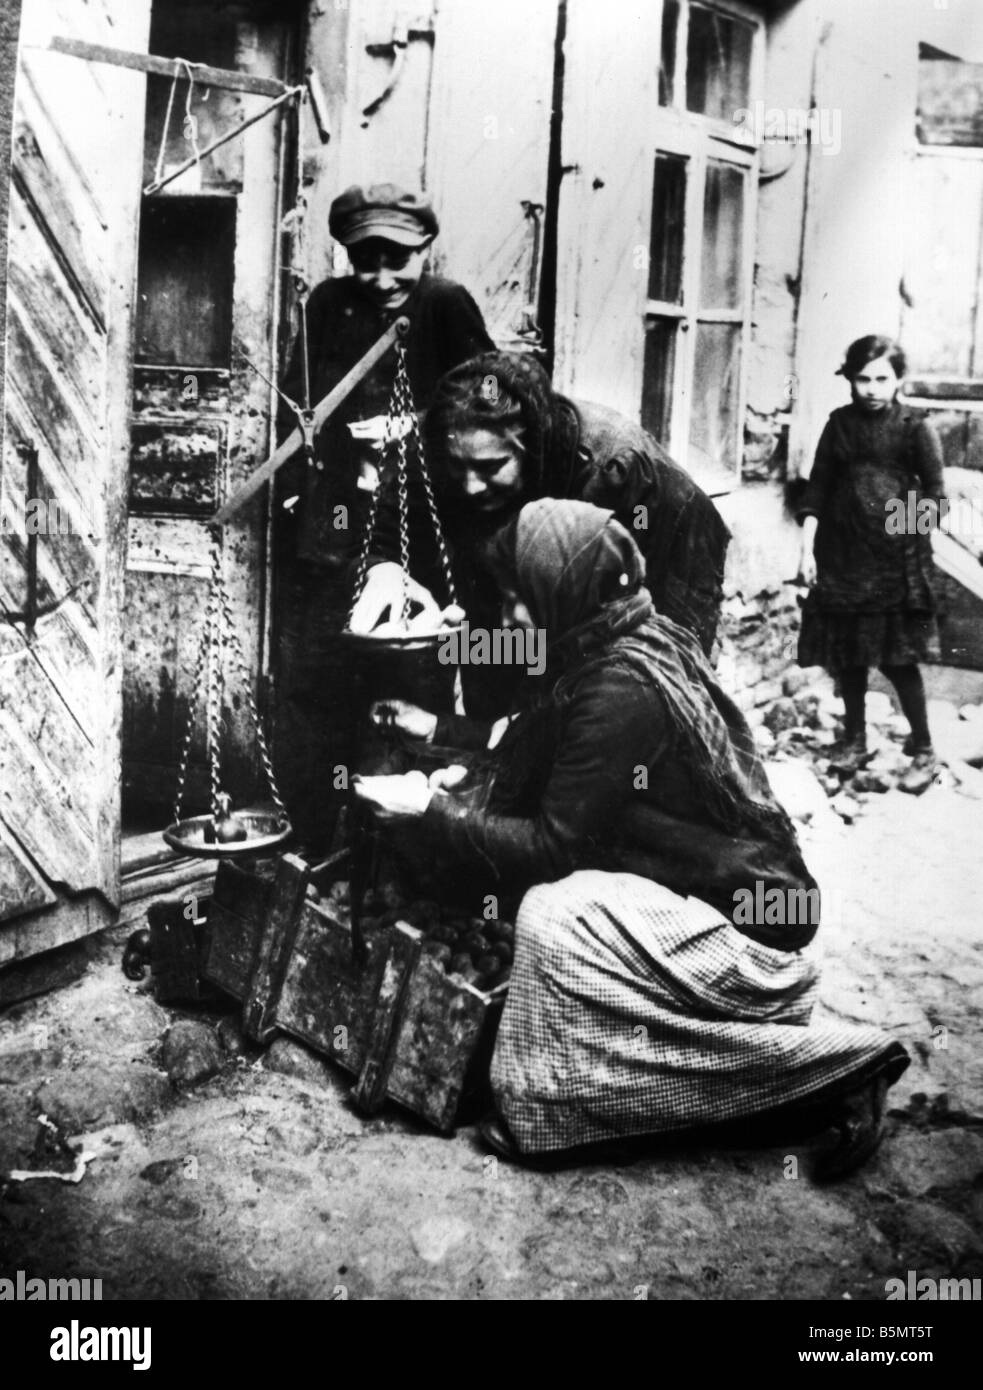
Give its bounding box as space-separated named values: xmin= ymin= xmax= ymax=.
xmin=760 ymin=678 xmax=983 ymax=825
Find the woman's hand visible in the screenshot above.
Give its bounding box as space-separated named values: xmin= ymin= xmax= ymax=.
xmin=428 ymin=764 xmax=469 ymax=792
xmin=798 ymin=516 xmax=818 ymax=586
xmin=798 ymin=549 xmax=817 ymax=586
xmin=347 ymin=414 xmax=412 ymax=447
xmin=370 ymin=699 xmax=438 ymax=743
xmin=349 ymin=563 xmax=442 ymax=635
xmin=353 ymin=771 xmax=432 ymax=820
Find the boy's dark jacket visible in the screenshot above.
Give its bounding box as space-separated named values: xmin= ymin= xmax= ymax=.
xmin=276 ymin=271 xmax=493 ymax=566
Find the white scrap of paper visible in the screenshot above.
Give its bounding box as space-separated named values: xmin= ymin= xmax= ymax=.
xmin=7 ymin=1151 xmax=97 ymax=1184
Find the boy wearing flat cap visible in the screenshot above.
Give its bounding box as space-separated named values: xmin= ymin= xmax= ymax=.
xmin=274 ymin=182 xmax=493 ymax=855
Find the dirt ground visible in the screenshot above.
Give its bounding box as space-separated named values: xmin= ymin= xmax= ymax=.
xmin=2 ymin=697 xmax=982 ymax=1302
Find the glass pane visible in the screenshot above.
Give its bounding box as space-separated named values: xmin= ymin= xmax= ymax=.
xmin=659 ymin=0 xmax=679 ymax=106
xmin=642 ymin=319 xmax=678 ymax=444
xmin=689 ymin=323 xmax=740 ymax=476
xmin=687 ymin=4 xmax=753 ymax=121
xmin=917 ymin=52 xmax=983 ymax=147
xmin=700 ymin=160 xmax=745 ymax=309
xmin=648 ymin=153 xmax=687 ymax=304
xmin=136 ymin=197 xmax=237 ymax=366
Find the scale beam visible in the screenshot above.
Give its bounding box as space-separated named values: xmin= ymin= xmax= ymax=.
xmin=213 ymin=316 xmax=410 ymax=526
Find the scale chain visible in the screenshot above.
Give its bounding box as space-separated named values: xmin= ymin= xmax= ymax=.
xmin=171 ymin=606 xmax=211 ymax=825
xmin=216 ymin=582 xmax=287 ymax=816
xmin=400 ymin=352 xmax=458 ymax=607
xmin=394 ymin=358 xmax=412 ymax=624
xmin=205 ymin=537 xmax=224 ymax=821
xmin=346 ymin=337 xmax=459 ymax=622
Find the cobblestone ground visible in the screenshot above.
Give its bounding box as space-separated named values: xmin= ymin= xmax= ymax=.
xmin=1 ymin=702 xmax=981 ymax=1301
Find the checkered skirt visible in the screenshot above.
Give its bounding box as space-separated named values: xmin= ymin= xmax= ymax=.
xmin=490 ymin=870 xmax=904 ymax=1154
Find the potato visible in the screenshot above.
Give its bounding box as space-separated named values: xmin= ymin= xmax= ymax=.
xmin=489 ymin=941 xmax=513 ymax=965
xmin=475 ymin=952 xmax=499 ymax=976
xmin=448 ymin=952 xmax=473 ymax=976
xmin=426 ymin=923 xmax=456 ymax=946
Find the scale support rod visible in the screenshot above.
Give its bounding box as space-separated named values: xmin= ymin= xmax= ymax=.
xmin=213 ymin=316 xmax=410 ymax=526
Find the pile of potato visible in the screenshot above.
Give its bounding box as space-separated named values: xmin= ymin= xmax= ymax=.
xmin=313 ymin=880 xmax=513 ymax=992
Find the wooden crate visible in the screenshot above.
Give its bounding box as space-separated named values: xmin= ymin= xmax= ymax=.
xmin=204 ymin=853 xmax=505 ymax=1132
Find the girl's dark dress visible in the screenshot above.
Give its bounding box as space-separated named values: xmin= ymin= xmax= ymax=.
xmin=797 ymin=399 xmax=945 ymax=673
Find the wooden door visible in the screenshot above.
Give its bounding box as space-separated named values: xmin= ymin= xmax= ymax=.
xmin=0 ymin=0 xmax=149 ymax=957
xmin=123 ymin=2 xmax=294 ymax=824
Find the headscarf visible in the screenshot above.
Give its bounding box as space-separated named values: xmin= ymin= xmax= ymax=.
xmin=514 ymin=498 xmax=644 ymax=642
xmin=474 ymin=499 xmax=788 ymax=841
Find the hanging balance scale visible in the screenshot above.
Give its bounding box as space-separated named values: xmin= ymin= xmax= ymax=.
xmin=163 ymin=311 xmax=464 ymax=859
xmin=342 ymin=330 xmax=462 ymax=654
xmin=162 ymin=527 xmax=292 ymax=859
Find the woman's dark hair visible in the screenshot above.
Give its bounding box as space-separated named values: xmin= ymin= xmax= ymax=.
xmin=837 ymin=334 xmax=906 ymax=381
xmin=426 ymin=372 xmax=525 ymax=450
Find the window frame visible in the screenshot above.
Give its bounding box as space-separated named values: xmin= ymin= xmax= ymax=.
xmin=646 ymin=0 xmax=764 ymax=492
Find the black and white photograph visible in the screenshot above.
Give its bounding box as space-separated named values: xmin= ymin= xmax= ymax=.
xmin=0 ymin=0 xmax=981 ymax=1330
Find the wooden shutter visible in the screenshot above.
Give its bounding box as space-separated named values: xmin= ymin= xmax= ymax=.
xmin=0 ymin=0 xmax=149 ymax=959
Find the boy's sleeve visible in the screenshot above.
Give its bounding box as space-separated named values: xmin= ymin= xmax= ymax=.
xmin=437 ymin=284 xmax=496 ymax=369
xmin=797 ymin=418 xmax=837 ymax=520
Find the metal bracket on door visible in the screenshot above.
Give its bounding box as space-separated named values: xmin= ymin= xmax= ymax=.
xmin=362 ymin=17 xmax=435 ymax=120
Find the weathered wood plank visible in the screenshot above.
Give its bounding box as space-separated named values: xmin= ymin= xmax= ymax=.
xmin=0 ymin=890 xmax=113 ymax=967
xmin=10 ymin=136 xmax=105 ymax=333
xmin=0 ymin=821 xmax=57 ymax=923
xmin=0 ymin=719 xmax=96 ymax=886
xmin=0 ymin=636 xmax=95 ymax=766
xmin=351 ymin=921 xmax=423 ymax=1115
xmin=45 ymin=36 xmax=289 ymax=99
xmin=242 ymin=853 xmax=310 ymax=1042
xmin=12 ymin=61 xmax=108 ymax=313
xmin=6 ymin=296 xmax=103 ymax=483
xmin=383 ymin=956 xmax=493 ymax=1131
xmin=147 ymin=894 xmax=214 ymax=1003
xmin=6 ymin=181 xmax=106 ymax=419
xmin=0 ymin=936 xmax=88 ymax=1005
xmin=0 ymin=0 xmax=150 ymax=939
xmin=264 ymin=898 xmax=387 ymax=1073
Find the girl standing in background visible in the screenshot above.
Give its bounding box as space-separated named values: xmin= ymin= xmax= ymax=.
xmin=797 ymin=335 xmax=945 ymax=770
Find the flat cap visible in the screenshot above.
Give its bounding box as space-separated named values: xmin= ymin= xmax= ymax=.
xmin=329 ymin=183 xmax=439 ymax=248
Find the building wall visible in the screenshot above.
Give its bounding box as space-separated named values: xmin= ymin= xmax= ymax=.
xmin=790 ymin=0 xmax=918 ymax=472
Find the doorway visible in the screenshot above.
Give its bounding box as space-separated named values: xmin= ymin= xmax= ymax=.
xmin=122 ymin=0 xmax=298 ymax=837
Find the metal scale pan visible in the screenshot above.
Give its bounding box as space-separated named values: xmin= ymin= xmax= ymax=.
xmin=162 ymin=809 xmax=292 ymax=860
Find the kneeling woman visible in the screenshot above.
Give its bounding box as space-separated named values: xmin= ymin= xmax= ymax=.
xmin=354 ymin=499 xmax=908 ymax=1177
